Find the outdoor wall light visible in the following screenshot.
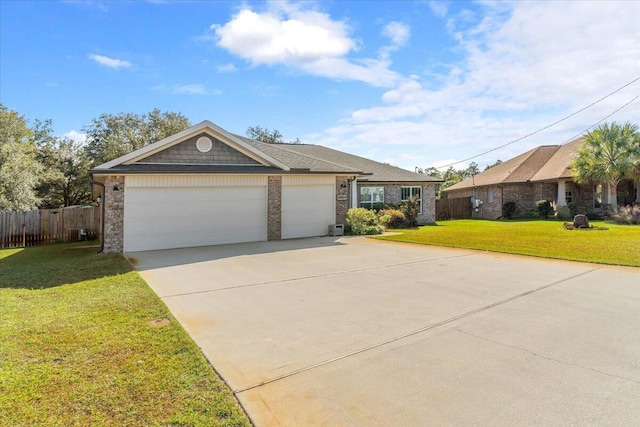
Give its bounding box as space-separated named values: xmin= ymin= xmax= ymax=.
xmin=113 ymin=185 xmax=120 ymax=191
xmin=340 ymin=182 xmax=347 ymax=188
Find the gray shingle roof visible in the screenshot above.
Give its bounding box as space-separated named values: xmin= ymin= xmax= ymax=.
xmin=90 ymin=120 xmax=442 ymax=182
xmin=236 ymin=138 xmax=441 ymax=182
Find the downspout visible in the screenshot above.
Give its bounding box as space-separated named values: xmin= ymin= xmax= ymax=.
xmin=89 ymin=175 xmax=106 ymax=253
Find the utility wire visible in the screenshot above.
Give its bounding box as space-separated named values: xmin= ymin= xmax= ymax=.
xmin=435 ymin=75 xmax=640 ymax=169
xmin=559 ymin=92 xmax=640 ymax=145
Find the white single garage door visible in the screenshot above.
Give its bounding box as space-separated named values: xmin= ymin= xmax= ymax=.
xmin=124 ymin=175 xmax=267 ymax=252
xmin=282 ymin=176 xmax=335 ymax=239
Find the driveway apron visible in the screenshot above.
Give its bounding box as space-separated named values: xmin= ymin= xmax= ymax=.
xmin=132 ymin=236 xmax=640 ymax=426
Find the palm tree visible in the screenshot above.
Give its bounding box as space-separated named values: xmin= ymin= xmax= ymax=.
xmin=571 ymin=121 xmax=639 ymax=213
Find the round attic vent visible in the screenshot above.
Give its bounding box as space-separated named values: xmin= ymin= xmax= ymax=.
xmin=196 ymin=136 xmax=213 ymax=153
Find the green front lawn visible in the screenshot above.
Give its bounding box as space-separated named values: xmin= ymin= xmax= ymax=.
xmin=0 ymin=243 xmax=250 ymax=427
xmin=375 ymin=219 xmax=640 ymax=267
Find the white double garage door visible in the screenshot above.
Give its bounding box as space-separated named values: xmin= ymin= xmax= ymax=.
xmin=123 ymin=175 xmax=336 ymax=252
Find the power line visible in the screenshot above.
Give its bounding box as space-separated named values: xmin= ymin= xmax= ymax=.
xmin=560 ymin=92 xmax=640 ymax=144
xmin=434 ymin=75 xmax=640 ymax=169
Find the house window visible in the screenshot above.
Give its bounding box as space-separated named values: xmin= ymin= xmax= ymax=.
xmin=360 ymin=187 xmax=384 ymax=209
xmin=594 ymin=184 xmax=603 ymax=209
xmin=565 ymin=191 xmax=573 ymax=204
xmin=401 ymin=186 xmax=422 ymax=213
xmin=488 ymin=189 xmax=494 ymax=204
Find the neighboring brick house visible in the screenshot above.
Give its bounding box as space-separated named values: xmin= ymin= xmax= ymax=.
xmin=443 ymin=137 xmax=640 ymax=219
xmin=90 ymin=121 xmax=441 ymax=253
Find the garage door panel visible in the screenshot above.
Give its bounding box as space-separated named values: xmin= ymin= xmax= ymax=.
xmin=126 ymin=211 xmax=265 ymax=235
xmin=124 ymin=185 xmax=266 ymax=252
xmin=282 ymin=184 xmax=334 ymax=239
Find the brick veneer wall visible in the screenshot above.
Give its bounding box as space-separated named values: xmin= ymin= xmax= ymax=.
xmin=356 ymin=183 xmax=437 ymax=225
xmin=267 ymin=176 xmax=282 ymax=240
xmin=421 ymin=184 xmax=437 ymax=223
xmin=335 ymin=177 xmax=349 ymax=225
xmin=103 ymin=175 xmax=125 ymax=253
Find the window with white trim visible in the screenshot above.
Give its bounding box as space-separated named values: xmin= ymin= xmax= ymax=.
xmin=360 ymin=187 xmax=384 ymax=209
xmin=488 ymin=189 xmax=494 ymax=204
xmin=401 ymin=186 xmax=422 ymax=213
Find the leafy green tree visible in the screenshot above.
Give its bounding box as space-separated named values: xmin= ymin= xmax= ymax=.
xmin=246 ymin=125 xmax=301 ymax=144
xmin=442 ymin=167 xmax=464 ymax=189
xmin=84 ymin=109 xmax=191 ymax=166
xmin=571 ymin=121 xmax=639 ymax=213
xmin=36 ymin=141 xmax=92 ymax=208
xmin=461 ymin=162 xmax=481 ymax=179
xmin=416 ymin=166 xmax=443 ymax=179
xmin=0 ymin=104 xmax=42 ymax=210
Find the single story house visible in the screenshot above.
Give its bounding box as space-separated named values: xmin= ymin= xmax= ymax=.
xmin=90 ymin=121 xmax=441 ymax=253
xmin=443 ymin=137 xmax=640 ymax=219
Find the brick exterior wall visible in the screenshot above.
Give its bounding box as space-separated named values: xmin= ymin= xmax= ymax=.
xmin=143 ymin=133 xmax=260 ymax=165
xmin=356 ymin=182 xmax=437 ymax=225
xmin=103 ymin=175 xmax=125 ymax=253
xmin=421 ymin=184 xmax=437 ymax=223
xmin=267 ymin=176 xmax=282 ymax=240
xmin=335 ymin=177 xmax=349 ymax=225
xmin=446 ymin=180 xmax=606 ymax=219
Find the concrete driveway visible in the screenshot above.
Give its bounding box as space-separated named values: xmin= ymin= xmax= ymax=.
xmin=132 ymin=236 xmax=640 ymax=426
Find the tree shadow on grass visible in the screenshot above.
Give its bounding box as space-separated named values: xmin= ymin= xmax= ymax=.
xmin=0 ymin=243 xmax=133 ymax=289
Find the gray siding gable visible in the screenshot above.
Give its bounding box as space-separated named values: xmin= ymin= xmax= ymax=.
xmin=139 ymin=133 xmax=260 ymax=165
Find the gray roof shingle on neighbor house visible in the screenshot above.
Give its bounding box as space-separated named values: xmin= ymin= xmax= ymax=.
xmin=235 ymin=136 xmax=442 ymax=183
xmin=444 ymin=137 xmax=584 ymax=192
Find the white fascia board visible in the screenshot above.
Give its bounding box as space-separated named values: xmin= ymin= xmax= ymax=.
xmin=92 ymin=120 xmax=290 ymax=171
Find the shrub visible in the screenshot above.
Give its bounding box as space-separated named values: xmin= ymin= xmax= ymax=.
xmin=611 ymin=204 xmax=640 ymax=224
xmin=400 ymin=195 xmax=420 ymax=226
xmin=502 ymin=201 xmax=516 ymax=219
xmin=345 ymin=208 xmax=383 ymax=235
xmin=586 ymin=211 xmax=603 ymax=220
xmin=555 ymin=206 xmax=572 ymax=221
xmin=535 ymin=200 xmax=553 ymax=219
xmin=378 ymin=208 xmax=406 ymax=228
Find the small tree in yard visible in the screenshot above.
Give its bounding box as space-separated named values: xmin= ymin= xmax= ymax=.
xmin=571 ymin=122 xmax=639 ymax=214
xmin=400 ymin=195 xmax=420 ymax=226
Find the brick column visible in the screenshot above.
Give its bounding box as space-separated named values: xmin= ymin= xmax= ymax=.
xmin=336 ymin=176 xmax=349 ymax=225
xmin=103 ymin=175 xmax=125 ymax=253
xmin=267 ymin=176 xmax=282 ymax=240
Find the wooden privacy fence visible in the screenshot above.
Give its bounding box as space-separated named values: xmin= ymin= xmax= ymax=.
xmin=436 ymin=197 xmax=473 ymax=221
xmin=0 ymin=206 xmax=101 ymax=248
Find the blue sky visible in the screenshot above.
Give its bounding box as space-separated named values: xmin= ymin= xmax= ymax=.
xmin=1 ymin=1 xmax=639 ymax=171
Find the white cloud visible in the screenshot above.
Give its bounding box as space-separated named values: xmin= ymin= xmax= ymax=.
xmin=172 ymin=84 xmax=206 ymax=95
xmin=379 ymin=21 xmax=410 ymax=59
xmin=429 ymin=1 xmax=448 ymax=18
xmin=89 ymin=54 xmax=131 ymax=69
xmin=211 ymin=3 xmax=402 ymax=87
xmin=382 ymin=21 xmax=410 ymax=47
xmin=310 ymin=1 xmax=640 ymax=170
xmin=64 ymin=130 xmax=87 ymax=144
xmin=153 ymin=83 xmax=209 ymax=95
xmin=217 ymin=63 xmax=237 ymax=72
